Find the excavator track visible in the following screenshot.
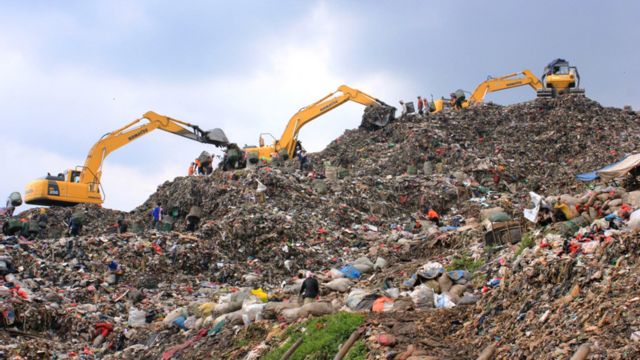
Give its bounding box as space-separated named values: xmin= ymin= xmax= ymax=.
xmin=536 ymin=89 xmax=555 ymax=98
xmin=569 ymin=88 xmax=586 ymax=96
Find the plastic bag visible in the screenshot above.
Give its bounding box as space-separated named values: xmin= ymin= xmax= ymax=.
xmin=241 ymin=303 xmax=265 ymax=326
xmin=434 ymin=293 xmax=456 ymax=309
xmin=163 ymin=307 xmax=188 ymax=325
xmin=346 ymin=289 xmax=367 ymax=310
xmin=339 ymin=264 xmax=361 ymax=279
xmin=256 ymin=181 xmax=267 ymax=193
xmin=374 ymin=257 xmax=388 ymax=270
xmin=128 ymin=307 xmax=147 ymax=327
xmin=250 ymin=288 xmax=268 ymax=302
xmin=352 ymin=257 xmax=374 ymax=273
xmin=524 ymin=192 xmax=543 ymax=223
xmin=410 ymin=285 xmax=434 ymax=309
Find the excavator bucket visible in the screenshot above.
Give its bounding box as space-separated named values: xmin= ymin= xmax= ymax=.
xmin=204 ymin=128 xmax=229 ymax=147
xmin=360 ymin=105 xmax=396 ymax=130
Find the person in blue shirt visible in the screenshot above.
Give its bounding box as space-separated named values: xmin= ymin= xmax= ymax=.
xmin=151 ymin=202 xmax=163 ymax=229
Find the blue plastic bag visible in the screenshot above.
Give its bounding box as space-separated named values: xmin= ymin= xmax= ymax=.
xmin=339 ymin=264 xmax=361 ymax=279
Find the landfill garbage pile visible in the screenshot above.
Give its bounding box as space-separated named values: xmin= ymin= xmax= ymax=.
xmin=3 ymin=96 xmax=640 ymax=359
xmin=17 ymin=204 xmax=124 ymax=239
xmin=456 ymin=184 xmax=640 ymax=359
xmin=325 ymin=96 xmax=640 ymax=194
xmin=127 ymin=168 xmax=482 ymax=281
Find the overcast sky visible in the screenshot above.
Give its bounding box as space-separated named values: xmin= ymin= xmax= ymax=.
xmin=1 ymin=1 xmax=639 ymax=211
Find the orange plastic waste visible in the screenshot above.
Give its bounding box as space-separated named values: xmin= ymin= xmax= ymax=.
xmin=372 ymin=296 xmax=394 ymax=312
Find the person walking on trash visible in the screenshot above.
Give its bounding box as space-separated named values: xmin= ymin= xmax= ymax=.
xmin=151 ymin=202 xmax=163 ymax=229
xmin=299 ymin=271 xmax=320 ymax=305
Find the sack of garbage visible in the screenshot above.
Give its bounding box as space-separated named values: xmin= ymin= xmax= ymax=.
xmin=628 ymin=209 xmax=640 ymax=231
xmin=446 ymin=270 xmax=472 ymax=284
xmin=327 ymin=268 xmax=344 ymax=279
xmin=488 ymin=212 xmax=511 ymax=222
xmin=281 ymin=307 xmax=302 ymax=322
xmin=325 ymin=278 xmax=353 ymax=293
xmin=225 ymin=309 xmax=245 ymax=326
xmin=346 ymin=289 xmax=368 ymax=310
xmin=374 ymin=257 xmax=388 ymax=270
xmin=241 ymin=303 xmax=265 ymax=326
xmin=299 ymin=302 xmax=334 ymax=317
xmin=410 ymin=285 xmax=434 ymax=309
xmin=352 ymin=257 xmax=374 ymax=273
xmin=163 ymin=307 xmax=188 ymax=325
xmin=480 ymin=207 xmax=505 ymax=221
xmin=262 ymin=302 xmax=299 ymax=319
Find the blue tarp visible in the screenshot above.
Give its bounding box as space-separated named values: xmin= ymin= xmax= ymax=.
xmin=576 ymin=155 xmax=628 ymax=182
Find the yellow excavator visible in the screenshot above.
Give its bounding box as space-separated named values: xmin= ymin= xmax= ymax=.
xmin=432 ymin=59 xmax=584 ymax=113
xmin=431 ymin=70 xmax=544 ymax=112
xmin=536 ymin=58 xmax=584 ymax=97
xmin=24 ymin=111 xmax=229 ymax=206
xmin=244 ymin=85 xmax=395 ymax=162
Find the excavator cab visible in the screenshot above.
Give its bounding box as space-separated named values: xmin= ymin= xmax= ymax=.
xmin=537 ymin=59 xmax=584 ymax=97
xmin=26 ymin=168 xmax=102 ymax=206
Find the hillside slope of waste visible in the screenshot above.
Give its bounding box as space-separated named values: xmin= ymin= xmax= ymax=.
xmin=2 ymin=96 xmax=640 ymax=359
xmin=323 ymin=96 xmax=640 ymax=194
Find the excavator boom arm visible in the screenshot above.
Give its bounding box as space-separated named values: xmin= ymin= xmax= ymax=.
xmin=276 ymin=85 xmax=387 ymax=157
xmin=468 ymin=70 xmax=543 ymax=104
xmin=79 ymin=111 xmax=227 ymax=185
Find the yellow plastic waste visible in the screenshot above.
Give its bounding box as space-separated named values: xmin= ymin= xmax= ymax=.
xmin=554 ymin=203 xmax=576 ymax=220
xmin=251 ymin=288 xmax=268 ymax=303
xmin=198 ymin=302 xmax=216 ymax=317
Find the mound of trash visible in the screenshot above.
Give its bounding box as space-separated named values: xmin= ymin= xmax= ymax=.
xmin=3 ymin=95 xmax=640 ymax=359
xmin=17 ymin=204 xmax=123 ymax=238
xmin=321 ymin=96 xmax=640 ymax=194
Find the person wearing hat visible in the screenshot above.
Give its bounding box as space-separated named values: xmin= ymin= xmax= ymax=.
xmin=37 ymin=208 xmax=48 ymax=238
xmin=299 ymin=271 xmax=320 ymax=305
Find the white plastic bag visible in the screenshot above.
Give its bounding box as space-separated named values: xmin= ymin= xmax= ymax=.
xmin=524 ymin=192 xmax=543 ymax=223
xmin=128 ymin=307 xmax=147 ymax=327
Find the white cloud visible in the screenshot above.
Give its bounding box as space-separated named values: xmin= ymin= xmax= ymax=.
xmin=0 ymin=2 xmax=412 ymax=210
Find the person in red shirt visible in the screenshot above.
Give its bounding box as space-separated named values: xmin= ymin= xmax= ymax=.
xmin=417 ymin=96 xmax=424 ymax=115
xmin=188 ymin=162 xmax=195 ymax=176
xmin=427 ymin=206 xmax=441 ymax=226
